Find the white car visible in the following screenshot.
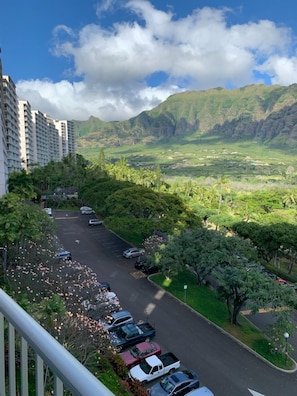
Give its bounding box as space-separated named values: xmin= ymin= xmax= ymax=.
xmin=88 ymin=219 xmax=103 ymax=226
xmin=80 ymin=206 xmax=94 ymax=215
xmin=43 ymin=207 xmax=53 ymax=218
xmin=123 ymin=247 xmax=144 ymax=259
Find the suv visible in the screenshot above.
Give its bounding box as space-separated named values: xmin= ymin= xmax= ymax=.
xmin=100 ymin=310 xmax=134 ymax=332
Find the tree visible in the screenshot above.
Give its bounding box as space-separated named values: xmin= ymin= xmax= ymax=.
xmin=154 ymin=228 xmax=255 ymax=286
xmin=0 ymin=193 xmax=56 ymax=272
xmin=8 ymin=170 xmax=36 ymax=199
xmin=104 ymin=185 xmax=200 ymax=233
xmin=5 ymin=256 xmax=118 ymax=363
xmin=214 ymin=175 xmax=230 ymax=215
xmin=215 ymin=263 xmax=297 ymax=326
xmin=215 ymin=267 xmax=268 ymax=325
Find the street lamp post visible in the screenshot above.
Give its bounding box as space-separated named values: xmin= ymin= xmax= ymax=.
xmin=184 ymin=285 xmax=188 ymax=303
xmin=284 ymin=332 xmax=290 ymax=364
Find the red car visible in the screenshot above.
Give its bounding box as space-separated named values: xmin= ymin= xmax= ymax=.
xmin=119 ymin=341 xmax=162 ymax=368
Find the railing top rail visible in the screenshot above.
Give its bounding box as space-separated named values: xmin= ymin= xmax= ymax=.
xmin=0 ymin=289 xmax=114 ymax=396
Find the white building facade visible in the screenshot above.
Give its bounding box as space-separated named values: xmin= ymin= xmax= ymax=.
xmin=18 ymin=100 xmax=34 ymax=169
xmin=54 ymin=120 xmax=75 ymax=159
xmin=0 ymin=54 xmax=76 ymax=196
xmin=0 ymin=56 xmax=8 ymax=196
xmin=2 ymin=75 xmax=21 ymax=173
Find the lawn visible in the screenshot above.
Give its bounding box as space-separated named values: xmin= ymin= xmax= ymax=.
xmin=150 ymin=270 xmax=295 ymax=370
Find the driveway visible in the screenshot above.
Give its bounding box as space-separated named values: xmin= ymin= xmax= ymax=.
xmin=55 ymin=210 xmax=297 ymax=396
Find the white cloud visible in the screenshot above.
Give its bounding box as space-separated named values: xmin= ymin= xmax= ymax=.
xmin=16 ymin=1 xmax=297 ymax=121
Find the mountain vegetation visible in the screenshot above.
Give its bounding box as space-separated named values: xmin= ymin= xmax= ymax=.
xmin=74 ymin=84 xmax=297 ymax=151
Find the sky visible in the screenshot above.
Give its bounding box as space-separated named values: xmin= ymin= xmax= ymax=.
xmin=1 ymin=0 xmax=297 ymax=122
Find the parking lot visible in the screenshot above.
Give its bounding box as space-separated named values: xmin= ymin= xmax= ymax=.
xmin=54 ymin=209 xmax=297 ymax=396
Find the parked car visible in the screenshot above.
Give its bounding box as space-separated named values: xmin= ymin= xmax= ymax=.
xmin=135 ymin=258 xmax=159 ymax=275
xmin=123 ymin=247 xmax=144 ymax=259
xmin=99 ymin=281 xmax=111 ymax=292
xmin=56 ymin=250 xmax=72 ymax=260
xmin=108 ymin=322 xmax=156 ymax=351
xmin=148 ymin=370 xmax=200 ymax=396
xmin=88 ymin=218 xmax=103 ymax=226
xmin=100 ymin=310 xmax=134 ymax=332
xmin=129 ymin=352 xmax=180 ymax=383
xmin=80 ymin=206 xmax=94 ymax=214
xmin=43 ymin=207 xmax=53 ymax=218
xmin=119 ymin=341 xmax=162 ymax=368
xmin=185 ymin=387 xmax=214 ymax=396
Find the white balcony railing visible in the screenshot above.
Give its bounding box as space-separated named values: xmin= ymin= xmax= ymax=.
xmin=0 ymin=288 xmax=115 ymax=396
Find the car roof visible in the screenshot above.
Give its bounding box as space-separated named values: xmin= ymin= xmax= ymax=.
xmin=145 ymin=355 xmax=161 ymax=365
xmin=136 ymin=341 xmax=158 ymax=352
xmin=168 ymin=371 xmax=193 ymax=385
xmin=111 ymin=310 xmax=132 ymax=318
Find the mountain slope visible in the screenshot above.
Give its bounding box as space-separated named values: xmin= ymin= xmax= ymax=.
xmin=75 ymin=84 xmax=297 ymax=150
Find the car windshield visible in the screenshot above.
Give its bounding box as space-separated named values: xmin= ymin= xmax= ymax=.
xmin=116 ymin=327 xmax=127 ymax=338
xmin=160 ymin=376 xmax=175 ymax=393
xmin=130 ymin=346 xmax=140 ymax=358
xmin=139 ymin=360 xmax=152 ymax=374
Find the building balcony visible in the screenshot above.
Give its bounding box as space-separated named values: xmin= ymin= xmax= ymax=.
xmin=0 ymin=289 xmax=114 ymax=396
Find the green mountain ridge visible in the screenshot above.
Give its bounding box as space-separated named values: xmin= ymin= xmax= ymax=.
xmin=74 ymin=84 xmax=297 ymax=150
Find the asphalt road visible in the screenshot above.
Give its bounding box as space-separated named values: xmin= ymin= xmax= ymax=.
xmin=54 ymin=210 xmax=297 ymax=396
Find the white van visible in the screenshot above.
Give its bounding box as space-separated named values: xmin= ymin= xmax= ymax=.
xmin=186 ymin=387 xmax=214 ymax=396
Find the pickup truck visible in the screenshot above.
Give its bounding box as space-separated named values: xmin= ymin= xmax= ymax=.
xmin=129 ymin=352 xmax=180 ymax=383
xmin=108 ymin=322 xmax=156 ymax=351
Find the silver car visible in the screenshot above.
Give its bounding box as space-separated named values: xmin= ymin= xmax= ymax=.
xmin=123 ymin=247 xmax=144 ymax=259
xmin=80 ymin=206 xmax=94 ymax=214
xmin=88 ymin=218 xmax=103 ymax=226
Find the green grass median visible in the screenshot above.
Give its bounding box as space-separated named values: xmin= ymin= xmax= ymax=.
xmin=150 ymin=271 xmax=295 ymax=370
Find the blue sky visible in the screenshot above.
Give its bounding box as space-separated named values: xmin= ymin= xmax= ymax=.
xmin=1 ymin=0 xmax=297 ymax=121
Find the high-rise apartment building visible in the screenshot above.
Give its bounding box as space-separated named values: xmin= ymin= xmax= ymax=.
xmin=0 ymin=54 xmax=8 ymax=196
xmin=54 ymin=120 xmax=75 ymax=159
xmin=2 ymin=75 xmax=21 ymax=173
xmin=19 ymin=108 xmax=75 ymax=169
xmin=45 ymin=114 xmax=60 ymax=163
xmin=18 ymin=100 xmax=34 ymax=169
xmin=0 ymin=54 xmax=76 ymax=193
xmin=31 ymin=110 xmax=50 ymax=167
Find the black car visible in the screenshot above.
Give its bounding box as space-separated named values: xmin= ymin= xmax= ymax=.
xmin=135 ymin=257 xmax=159 ymax=275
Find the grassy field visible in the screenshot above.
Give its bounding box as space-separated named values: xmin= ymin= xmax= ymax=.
xmin=78 ymin=136 xmax=297 ymax=185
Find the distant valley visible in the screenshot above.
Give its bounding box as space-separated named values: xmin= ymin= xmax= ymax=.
xmin=74 ymin=84 xmax=297 ymax=182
